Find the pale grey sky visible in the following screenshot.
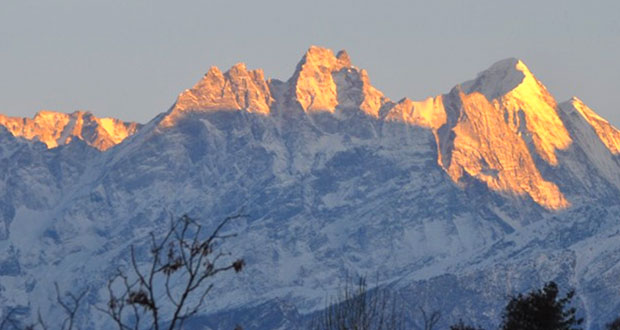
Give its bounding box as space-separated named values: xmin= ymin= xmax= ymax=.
xmin=1 ymin=0 xmax=619 ymax=125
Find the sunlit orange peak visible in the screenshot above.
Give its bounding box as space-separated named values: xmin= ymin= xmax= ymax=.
xmin=169 ymin=62 xmax=272 ymax=121
xmin=0 ymin=111 xmax=139 ymax=150
xmin=569 ymin=97 xmax=620 ymax=155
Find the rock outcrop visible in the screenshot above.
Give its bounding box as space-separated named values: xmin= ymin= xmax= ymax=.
xmin=0 ymin=111 xmax=140 ymax=150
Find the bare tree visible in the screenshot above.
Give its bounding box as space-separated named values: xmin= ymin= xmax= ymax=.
xmin=23 ymin=310 xmax=49 ymax=330
xmin=54 ymin=283 xmax=88 ymax=330
xmin=310 ymin=276 xmax=404 ymax=330
xmin=415 ymin=307 xmax=440 ymax=330
xmin=20 ymin=283 xmax=87 ymax=330
xmin=96 ymin=214 xmax=245 ymax=330
xmin=1 ymin=282 xmax=87 ymax=330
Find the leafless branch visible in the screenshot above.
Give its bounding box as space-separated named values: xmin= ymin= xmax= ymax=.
xmin=97 ymin=213 xmax=246 ymax=330
xmin=54 ymin=282 xmax=88 ymax=330
xmin=418 ymin=307 xmax=441 ymax=330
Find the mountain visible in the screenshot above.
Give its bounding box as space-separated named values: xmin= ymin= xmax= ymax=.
xmin=1 ymin=46 xmax=620 ymax=329
xmin=0 ymin=110 xmax=140 ymax=151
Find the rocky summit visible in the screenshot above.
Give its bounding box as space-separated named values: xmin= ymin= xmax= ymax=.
xmin=1 ymin=46 xmax=620 ymax=329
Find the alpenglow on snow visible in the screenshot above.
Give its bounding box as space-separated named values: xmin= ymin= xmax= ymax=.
xmin=1 ymin=46 xmax=620 ymax=329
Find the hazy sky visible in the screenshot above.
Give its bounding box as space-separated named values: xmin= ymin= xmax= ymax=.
xmin=1 ymin=0 xmax=619 ymax=125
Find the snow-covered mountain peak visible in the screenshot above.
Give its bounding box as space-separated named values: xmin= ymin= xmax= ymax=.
xmin=461 ymin=57 xmax=530 ymax=100
xmin=560 ymin=97 xmax=620 ymax=155
xmin=385 ymin=96 xmax=446 ymax=129
xmin=152 ymin=49 xmax=603 ymax=210
xmin=419 ymin=58 xmax=581 ymax=209
xmin=295 ymin=46 xmax=353 ymax=71
xmin=289 ymin=46 xmax=355 ymax=113
xmin=6 ymin=48 xmax=620 ymax=329
xmin=460 ymin=58 xmax=571 ymax=166
xmin=290 ymin=46 xmax=388 ymax=116
xmin=0 ymin=110 xmax=140 ymax=150
xmin=162 ymin=62 xmax=273 ymax=126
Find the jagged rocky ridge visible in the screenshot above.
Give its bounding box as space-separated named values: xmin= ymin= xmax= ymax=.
xmin=1 ymin=46 xmax=620 ymax=329
xmin=0 ymin=110 xmax=140 ymax=151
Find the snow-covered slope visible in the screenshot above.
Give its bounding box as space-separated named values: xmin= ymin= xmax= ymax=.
xmin=1 ymin=47 xmax=620 ymax=329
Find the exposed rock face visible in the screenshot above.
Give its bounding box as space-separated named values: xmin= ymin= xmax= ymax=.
xmin=383 ymin=58 xmax=573 ymax=209
xmin=289 ymin=46 xmax=388 ymax=116
xmin=160 ymin=63 xmax=273 ymax=127
xmin=441 ymin=90 xmax=568 ymax=209
xmin=0 ymin=111 xmax=70 ymax=148
xmin=158 ymin=47 xmax=618 ymax=211
xmin=0 ymin=111 xmax=140 ymax=150
xmin=4 ymin=48 xmax=615 ymax=211
xmin=461 ymin=58 xmax=572 ymax=166
xmin=291 ymin=46 xmax=351 ymax=112
xmin=163 ymin=63 xmax=273 ymax=127
xmin=4 ymin=46 xmax=620 ymax=330
xmin=385 ymin=96 xmax=446 ymax=130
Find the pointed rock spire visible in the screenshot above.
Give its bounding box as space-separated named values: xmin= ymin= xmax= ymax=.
xmin=388 ymin=58 xmax=575 ymax=210
xmin=459 ymin=58 xmax=572 ymax=166
xmin=205 ymin=66 xmax=225 ymax=82
xmin=290 ymin=46 xmax=388 ymax=116
xmin=290 ymin=46 xmax=350 ymax=112
xmin=461 ymin=58 xmax=526 ymax=100
xmin=171 ymin=62 xmax=273 ymax=118
xmin=561 ymin=97 xmax=620 ymax=155
xmin=336 ymin=50 xmax=352 ymax=67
